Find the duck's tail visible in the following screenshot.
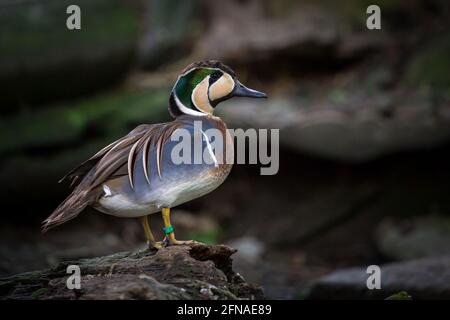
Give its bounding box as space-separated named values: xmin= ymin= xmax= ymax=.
xmin=42 ymin=189 xmax=90 ymax=232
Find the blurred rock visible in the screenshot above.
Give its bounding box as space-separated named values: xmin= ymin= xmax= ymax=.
xmin=375 ymin=215 xmax=450 ymax=261
xmin=216 ymin=175 xmax=378 ymax=248
xmin=231 ymin=253 xmax=327 ymax=300
xmin=199 ymin=0 xmax=384 ymax=64
xmin=227 ymin=236 xmax=265 ymax=262
xmin=0 ymin=244 xmax=264 ymax=300
xmin=0 ymin=214 xmax=140 ymax=277
xmin=308 ymin=256 xmax=450 ymax=299
xmin=219 ymin=89 xmax=450 ymax=162
xmin=138 ymin=0 xmax=201 ymax=69
xmin=404 ymin=35 xmax=450 ymax=91
xmin=0 ymin=0 xmax=139 ymax=107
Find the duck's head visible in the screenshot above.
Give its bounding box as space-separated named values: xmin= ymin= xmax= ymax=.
xmin=169 ymin=60 xmax=267 ymax=118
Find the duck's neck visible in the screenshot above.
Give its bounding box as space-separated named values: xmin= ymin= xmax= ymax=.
xmin=169 ymin=91 xmax=212 ymax=118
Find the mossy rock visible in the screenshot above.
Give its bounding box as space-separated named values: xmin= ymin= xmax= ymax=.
xmin=0 ymin=88 xmax=169 ymax=155
xmin=404 ymin=35 xmax=450 ymax=91
xmin=140 ymin=0 xmax=203 ymax=69
xmin=312 ymin=0 xmax=405 ymax=29
xmin=0 ymin=0 xmax=139 ymax=107
xmin=0 ymin=87 xmax=170 ymax=203
xmin=385 ymin=291 xmax=412 ymax=300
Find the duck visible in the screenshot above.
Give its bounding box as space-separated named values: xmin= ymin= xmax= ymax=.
xmin=42 ymin=60 xmax=267 ymax=250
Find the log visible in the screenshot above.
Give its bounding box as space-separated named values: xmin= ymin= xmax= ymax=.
xmin=0 ymin=244 xmax=264 ymax=300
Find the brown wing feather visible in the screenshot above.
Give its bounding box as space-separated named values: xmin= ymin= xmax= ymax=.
xmin=43 ymin=122 xmax=182 ymax=232
xmin=142 ymin=135 xmax=152 ymax=185
xmin=59 ymin=124 xmax=152 ymax=184
xmin=156 ymin=126 xmax=174 ymax=179
xmin=127 ymin=140 xmax=140 ymax=189
xmin=78 ymin=121 xmax=183 ymax=192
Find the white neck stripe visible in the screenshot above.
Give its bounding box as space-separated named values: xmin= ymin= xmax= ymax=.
xmin=201 ymin=130 xmax=219 ymax=167
xmin=173 ymin=92 xmax=206 ymax=117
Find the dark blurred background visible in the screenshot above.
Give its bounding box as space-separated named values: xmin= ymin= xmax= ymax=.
xmin=0 ymin=0 xmax=449 ymax=299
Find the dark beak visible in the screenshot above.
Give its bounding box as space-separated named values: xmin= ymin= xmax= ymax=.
xmin=233 ymin=80 xmax=267 ymax=99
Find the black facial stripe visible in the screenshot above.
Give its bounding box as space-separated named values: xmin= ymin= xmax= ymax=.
xmin=169 ymin=93 xmax=183 ymax=118
xmin=208 ymin=71 xmax=222 ymax=86
xmin=210 ymin=92 xmax=233 ymax=108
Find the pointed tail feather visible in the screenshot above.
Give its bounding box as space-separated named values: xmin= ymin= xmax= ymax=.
xmin=42 ymin=190 xmax=90 ymax=232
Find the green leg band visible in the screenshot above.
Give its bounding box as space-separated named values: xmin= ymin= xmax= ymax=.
xmin=163 ymin=225 xmax=174 ymax=235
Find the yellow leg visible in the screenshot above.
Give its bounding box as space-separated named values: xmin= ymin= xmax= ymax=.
xmin=161 ymin=208 xmax=196 ymax=245
xmin=140 ymin=215 xmax=162 ymax=250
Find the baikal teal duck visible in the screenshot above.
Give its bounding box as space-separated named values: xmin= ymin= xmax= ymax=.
xmin=43 ymin=60 xmax=267 ymax=250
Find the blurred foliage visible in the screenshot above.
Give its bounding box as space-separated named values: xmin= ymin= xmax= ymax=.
xmin=141 ymin=0 xmax=202 ymax=68
xmin=385 ymin=291 xmax=412 ymax=300
xmin=0 ymin=89 xmax=168 ymax=154
xmin=404 ymin=35 xmax=450 ymax=92
xmin=0 ymin=0 xmax=139 ymax=106
xmin=0 ymin=0 xmax=137 ymax=56
xmin=187 ymin=227 xmax=222 ymax=245
xmin=307 ymin=0 xmax=404 ymax=27
xmin=31 ymin=288 xmax=48 ymax=300
xmin=0 ymin=88 xmax=169 ymax=202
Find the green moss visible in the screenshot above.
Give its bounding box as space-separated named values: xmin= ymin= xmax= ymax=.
xmin=0 ymin=0 xmax=138 ymax=58
xmin=12 ymin=271 xmax=45 ymax=283
xmin=328 ymin=88 xmax=347 ymax=104
xmin=188 ymin=228 xmax=222 ymax=245
xmin=385 ymin=291 xmax=412 ymax=300
xmin=294 ymin=290 xmax=309 ymax=300
xmin=0 ymin=87 xmax=172 ymax=197
xmin=31 ymin=288 xmax=48 ymax=300
xmin=404 ymin=36 xmax=450 ymax=91
xmin=0 ymin=88 xmax=169 ymax=154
